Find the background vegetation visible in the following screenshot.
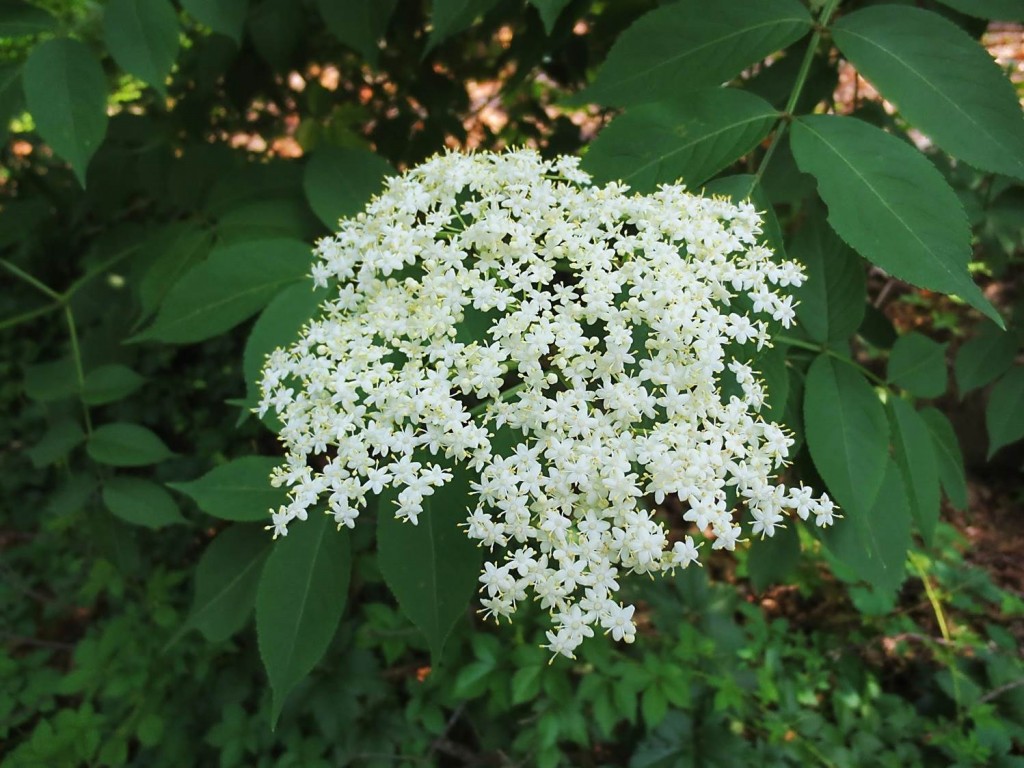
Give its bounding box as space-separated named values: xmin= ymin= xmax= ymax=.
xmin=1 ymin=0 xmax=1023 ymax=765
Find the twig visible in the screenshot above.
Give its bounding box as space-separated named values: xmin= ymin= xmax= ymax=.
xmin=979 ymin=677 xmax=1024 ymax=705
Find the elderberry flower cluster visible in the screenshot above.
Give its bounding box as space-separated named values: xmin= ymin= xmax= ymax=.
xmin=257 ymin=148 xmax=837 ymax=659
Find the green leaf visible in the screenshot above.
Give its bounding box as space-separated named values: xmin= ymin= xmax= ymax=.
xmin=0 ymin=3 xmax=56 ymax=36
xmin=256 ymin=514 xmax=351 ymax=725
xmin=22 ymin=38 xmax=108 ymax=186
xmin=427 ymin=0 xmax=501 ymax=51
xmin=81 ymin=364 xmax=145 ymax=406
xmin=511 ymin=665 xmax=543 ymax=704
xmin=303 ymin=147 xmax=394 ymax=229
xmin=248 ymin=0 xmax=302 ymax=70
xmin=24 ymin=357 xmax=78 ymax=402
xmin=582 ymin=88 xmax=777 ymax=191
xmin=102 ymin=476 xmax=186 ymax=528
xmin=180 ymin=0 xmax=248 ymax=43
xmin=87 ymin=422 xmax=175 ymax=467
xmin=833 ymin=6 xmax=1024 ymax=180
xmin=133 ymin=238 xmax=311 ymax=344
xmin=790 ymin=115 xmax=1000 ymax=325
xmin=317 ymin=0 xmax=398 ymax=66
xmin=823 ymin=459 xmax=910 ymax=596
xmin=919 ymin=406 xmax=968 ymax=510
xmin=986 ymin=366 xmax=1024 ymax=457
xmin=955 ymin=320 xmax=1018 ymax=397
xmin=888 ymin=397 xmax=941 ymax=546
xmin=243 ymin=282 xmax=327 ymax=420
xmin=0 ymin=63 xmax=22 ymax=143
xmin=189 ymin=525 xmax=272 ymax=642
xmin=804 ymin=354 xmax=889 ymax=516
xmin=168 ymin=456 xmax=286 ymax=522
xmin=578 ymin=0 xmax=812 ymax=107
xmin=27 ymin=418 xmax=86 ymax=468
xmin=103 ymin=0 xmax=180 ymax=97
xmin=214 ymin=199 xmax=321 ymax=246
xmin=378 ymin=461 xmax=483 ymax=661
xmin=747 ymin=523 xmax=800 ymax=592
xmin=137 ymin=221 xmax=214 ymax=320
xmin=934 ymin=0 xmax=1024 ymax=21
xmin=529 ymin=0 xmax=571 ymax=33
xmin=790 ymin=213 xmax=865 ymax=344
xmin=887 ymin=332 xmax=948 ymax=398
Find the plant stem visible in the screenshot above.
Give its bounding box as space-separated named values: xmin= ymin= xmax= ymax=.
xmin=1 ymin=258 xmax=61 ymax=301
xmin=750 ymin=0 xmax=842 ymax=192
xmin=776 ymin=334 xmax=887 ymax=387
xmin=65 ymin=305 xmax=93 ymax=435
xmin=0 ymin=301 xmax=61 ymax=330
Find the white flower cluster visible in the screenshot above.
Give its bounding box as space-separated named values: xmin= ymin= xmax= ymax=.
xmin=258 ymin=148 xmax=837 ymax=659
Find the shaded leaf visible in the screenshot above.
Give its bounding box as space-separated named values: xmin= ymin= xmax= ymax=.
xmin=137 ymin=221 xmax=214 ymax=320
xmin=303 ymin=147 xmax=394 ymax=229
xmin=790 ymin=212 xmax=865 ymax=344
xmin=887 ymin=332 xmax=948 ymax=398
xmin=189 ymin=524 xmax=272 ymax=642
xmin=24 ymin=357 xmax=77 ymax=402
xmin=955 ymin=320 xmax=1018 ymax=396
xmin=256 ymin=514 xmax=351 ymax=725
xmin=317 ymin=0 xmax=397 ymax=66
xmin=378 ymin=460 xmax=485 ymax=661
xmin=102 ymin=476 xmax=186 ymax=528
xmin=87 ymin=422 xmax=175 ymax=467
xmin=579 ymin=0 xmax=812 ymax=106
xmin=833 ymin=6 xmax=1024 ymax=180
xmin=81 ymin=364 xmax=145 ymax=406
xmin=529 ymin=0 xmax=571 ymax=33
xmin=804 ymin=354 xmax=889 ymax=516
xmin=0 ymin=3 xmax=56 ymax=36
xmin=790 ymin=115 xmax=999 ymax=324
xmin=747 ymin=524 xmax=800 ymax=592
xmin=133 ymin=238 xmax=311 ymax=344
xmin=103 ymin=0 xmax=180 ymax=97
xmin=583 ymin=88 xmax=777 ymax=191
xmin=169 ymin=456 xmax=286 ymax=522
xmin=243 ymin=282 xmax=327 ymax=422
xmin=427 ymin=0 xmax=501 ymax=51
xmin=823 ymin=460 xmax=910 ymax=596
xmin=919 ymin=406 xmax=968 ymax=510
xmin=27 ymin=418 xmax=85 ymax=468
xmin=249 ymin=0 xmax=302 ymax=69
xmin=180 ymin=0 xmax=248 ymax=43
xmin=0 ymin=63 xmax=22 ymax=143
xmin=888 ymin=397 xmax=941 ymax=546
xmin=986 ymin=366 xmax=1024 ymax=457
xmin=214 ymin=199 xmax=322 ymax=245
xmin=22 ymin=38 xmax=108 ymax=185
xmin=934 ymin=0 xmax=1024 ymax=21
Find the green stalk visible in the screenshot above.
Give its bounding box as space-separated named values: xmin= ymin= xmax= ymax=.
xmin=750 ymin=0 xmax=842 ymax=192
xmin=65 ymin=305 xmax=93 ymax=436
xmin=1 ymin=258 xmax=61 ymax=301
xmin=776 ymin=334 xmax=886 ymax=388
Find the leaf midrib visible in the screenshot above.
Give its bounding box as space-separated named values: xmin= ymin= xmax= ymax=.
xmin=795 ymin=119 xmax=961 ymax=286
xmin=624 ymin=111 xmax=776 ymax=183
xmin=598 ymin=15 xmax=809 ymax=96
xmin=837 ymin=25 xmax=1024 ymax=172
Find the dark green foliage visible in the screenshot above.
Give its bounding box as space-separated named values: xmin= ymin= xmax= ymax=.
xmin=4 ymin=0 xmax=1024 ymax=763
